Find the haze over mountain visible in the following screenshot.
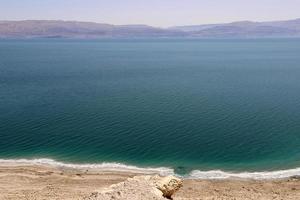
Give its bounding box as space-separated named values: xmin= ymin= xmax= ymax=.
xmin=170 ymin=18 xmax=300 ymax=38
xmin=1 ymin=18 xmax=300 ymax=38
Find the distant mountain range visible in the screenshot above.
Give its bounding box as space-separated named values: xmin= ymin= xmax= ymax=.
xmin=1 ymin=19 xmax=300 ymax=39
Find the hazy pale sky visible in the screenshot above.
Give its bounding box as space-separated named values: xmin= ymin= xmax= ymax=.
xmin=1 ymin=0 xmax=300 ymax=27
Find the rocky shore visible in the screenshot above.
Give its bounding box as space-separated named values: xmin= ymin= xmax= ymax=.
xmin=0 ymin=164 xmax=299 ymax=200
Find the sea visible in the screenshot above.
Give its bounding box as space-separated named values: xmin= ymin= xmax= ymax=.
xmin=1 ymin=38 xmax=300 ymax=179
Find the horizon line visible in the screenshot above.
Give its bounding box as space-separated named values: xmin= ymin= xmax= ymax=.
xmin=1 ymin=17 xmax=300 ymax=29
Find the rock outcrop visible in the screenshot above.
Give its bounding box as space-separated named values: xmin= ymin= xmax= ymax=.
xmin=84 ymin=175 xmax=182 ymax=200
xmin=152 ymin=175 xmax=183 ymax=199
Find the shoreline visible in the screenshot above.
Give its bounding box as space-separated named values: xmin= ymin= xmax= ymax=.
xmin=1 ymin=158 xmax=300 ymax=180
xmin=0 ymin=162 xmax=299 ymax=199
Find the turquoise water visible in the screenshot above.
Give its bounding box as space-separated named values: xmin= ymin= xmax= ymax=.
xmin=1 ymin=39 xmax=300 ymax=176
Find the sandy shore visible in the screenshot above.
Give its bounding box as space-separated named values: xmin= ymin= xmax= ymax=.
xmin=0 ymin=163 xmax=299 ymax=200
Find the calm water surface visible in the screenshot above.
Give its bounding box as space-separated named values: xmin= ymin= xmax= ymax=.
xmin=1 ymin=39 xmax=300 ymax=174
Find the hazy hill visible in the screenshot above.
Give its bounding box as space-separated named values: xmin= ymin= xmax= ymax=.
xmin=170 ymin=18 xmax=300 ymax=38
xmin=0 ymin=20 xmax=184 ymax=38
xmin=1 ymin=19 xmax=300 ymax=38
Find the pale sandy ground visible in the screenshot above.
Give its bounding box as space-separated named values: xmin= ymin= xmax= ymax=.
xmin=0 ymin=164 xmax=299 ymax=200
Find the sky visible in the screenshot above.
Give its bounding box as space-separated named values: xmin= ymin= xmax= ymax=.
xmin=0 ymin=0 xmax=300 ymax=27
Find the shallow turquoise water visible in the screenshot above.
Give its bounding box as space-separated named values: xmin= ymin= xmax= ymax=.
xmin=1 ymin=39 xmax=300 ymax=174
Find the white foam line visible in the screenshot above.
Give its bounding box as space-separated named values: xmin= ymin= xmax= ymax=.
xmin=0 ymin=158 xmax=299 ymax=179
xmin=189 ymin=168 xmax=300 ymax=180
xmin=0 ymin=158 xmax=174 ymax=176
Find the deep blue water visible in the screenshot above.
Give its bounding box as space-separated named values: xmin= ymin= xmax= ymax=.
xmin=1 ymin=39 xmax=300 ymax=174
